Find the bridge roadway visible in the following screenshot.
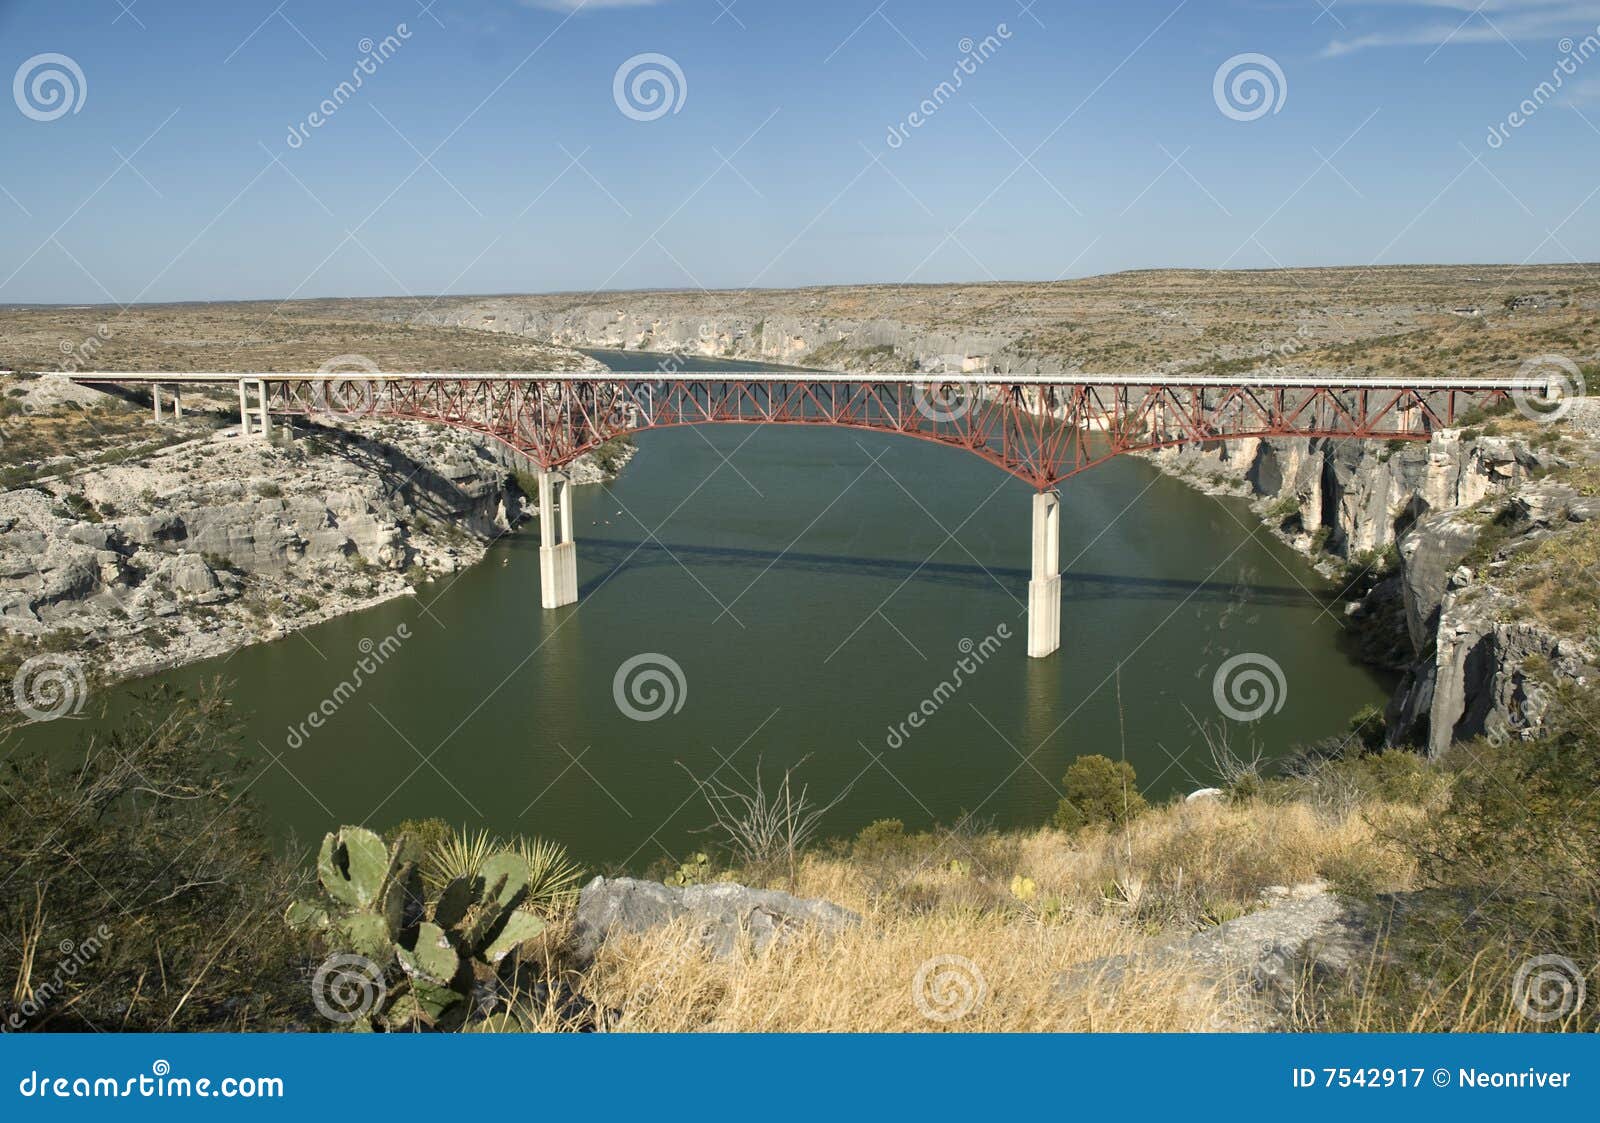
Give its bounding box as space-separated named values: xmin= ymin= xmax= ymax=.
xmin=69 ymin=370 xmax=1554 ymax=658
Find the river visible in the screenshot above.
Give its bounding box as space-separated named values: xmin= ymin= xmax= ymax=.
xmin=25 ymin=351 xmax=1388 ymax=868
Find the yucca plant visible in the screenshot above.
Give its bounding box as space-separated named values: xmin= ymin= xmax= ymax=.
xmin=426 ymin=827 xmax=583 ymax=917
xmin=424 ymin=827 xmax=498 ymax=892
xmin=513 ymin=836 xmax=584 ymax=916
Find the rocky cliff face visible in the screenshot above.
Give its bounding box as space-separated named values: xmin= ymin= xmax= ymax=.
xmin=1387 ymin=482 xmax=1599 ymax=755
xmin=0 ymin=402 xmax=619 ymax=685
xmin=1153 ymin=430 xmax=1594 ymax=755
xmin=1150 ymin=432 xmax=1538 ymax=559
xmin=418 ymin=301 xmax=1028 ymax=373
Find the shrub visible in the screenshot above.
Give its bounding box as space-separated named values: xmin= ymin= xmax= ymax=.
xmin=852 ymin=818 xmax=909 ymax=862
xmin=390 ymin=816 xmax=452 ymax=858
xmin=0 ymin=683 xmax=309 ymax=1030
xmin=62 ymin=492 xmax=99 ymax=521
xmin=1052 ymin=755 xmax=1147 ymax=833
xmin=1265 ymin=495 xmax=1301 ymax=522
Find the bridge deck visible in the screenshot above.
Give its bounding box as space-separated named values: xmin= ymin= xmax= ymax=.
xmin=67 ymin=370 xmax=1543 ymax=390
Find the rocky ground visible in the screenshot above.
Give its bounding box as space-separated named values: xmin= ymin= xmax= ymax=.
xmin=407 ymin=263 xmax=1599 ymax=380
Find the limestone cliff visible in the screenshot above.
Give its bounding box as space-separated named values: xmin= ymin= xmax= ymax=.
xmin=0 ymin=393 xmax=624 ymax=684
xmin=1153 ymin=431 xmax=1595 ymax=755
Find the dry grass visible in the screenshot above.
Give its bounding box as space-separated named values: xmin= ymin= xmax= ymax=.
xmin=542 ymin=797 xmax=1421 ymax=1032
xmin=1496 ymin=508 xmax=1600 ymax=637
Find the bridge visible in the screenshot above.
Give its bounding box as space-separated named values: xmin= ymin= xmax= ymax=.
xmin=72 ymin=370 xmax=1546 ymax=659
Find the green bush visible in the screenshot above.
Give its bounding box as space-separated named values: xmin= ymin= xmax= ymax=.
xmin=852 ymin=818 xmax=909 ymax=862
xmin=1052 ymin=755 xmax=1147 ymax=833
xmin=390 ymin=816 xmax=452 ymax=858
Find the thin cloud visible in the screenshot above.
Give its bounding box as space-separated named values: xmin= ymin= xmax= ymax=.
xmin=1323 ymin=1 xmax=1600 ymax=55
xmin=1561 ymin=75 xmax=1600 ymax=102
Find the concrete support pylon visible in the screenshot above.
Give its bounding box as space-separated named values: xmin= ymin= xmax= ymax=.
xmin=237 ymin=380 xmax=252 ymax=438
xmin=152 ymin=384 xmax=163 ymax=423
xmin=256 ymin=379 xmax=271 ymax=442
xmin=172 ymin=387 xmax=182 ymax=419
xmin=1027 ymin=489 xmax=1061 ymax=659
xmin=537 ymin=469 xmax=578 ymax=609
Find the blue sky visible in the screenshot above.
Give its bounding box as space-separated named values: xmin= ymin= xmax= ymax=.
xmin=1 ymin=0 xmax=1598 ymax=303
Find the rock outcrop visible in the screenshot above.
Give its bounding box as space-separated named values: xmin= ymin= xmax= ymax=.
xmin=1055 ymin=882 xmax=1381 ymax=1030
xmin=1151 ymin=426 xmax=1600 ymax=753
xmin=569 ymin=876 xmax=861 ymax=965
xmin=1385 ymin=481 xmax=1600 ymax=753
xmin=0 ymin=403 xmax=625 ymax=684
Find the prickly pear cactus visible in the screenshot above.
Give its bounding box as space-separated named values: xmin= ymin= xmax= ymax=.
xmin=317 ymin=826 xmax=390 ymax=908
xmin=288 ymin=825 xmax=549 ymax=1031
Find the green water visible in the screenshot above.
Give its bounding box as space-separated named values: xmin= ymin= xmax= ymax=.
xmin=22 ymin=352 xmax=1388 ymax=868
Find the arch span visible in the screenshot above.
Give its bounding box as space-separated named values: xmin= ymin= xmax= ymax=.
xmin=253 ymin=371 xmax=1520 ymax=490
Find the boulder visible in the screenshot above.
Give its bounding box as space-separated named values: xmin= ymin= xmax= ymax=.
xmin=119 ymin=512 xmax=186 ymax=547
xmin=1054 ymin=886 xmax=1384 ymax=1029
xmin=569 ymin=876 xmax=860 ymax=965
xmin=167 ymin=553 xmax=218 ymax=595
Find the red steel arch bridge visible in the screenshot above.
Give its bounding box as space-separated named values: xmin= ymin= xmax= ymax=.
xmin=73 ymin=371 xmax=1546 ymax=658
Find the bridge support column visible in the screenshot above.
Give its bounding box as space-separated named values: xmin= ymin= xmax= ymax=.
xmin=153 ymin=385 xmax=163 ymax=423
xmin=256 ymin=379 xmax=271 ymax=442
xmin=537 ymin=469 xmax=578 ymax=610
xmin=172 ymin=387 xmax=182 ymax=419
xmin=1027 ymin=490 xmax=1061 ymax=659
xmin=237 ymin=380 xmax=252 ymax=438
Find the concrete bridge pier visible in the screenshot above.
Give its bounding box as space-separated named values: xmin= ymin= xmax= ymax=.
xmin=537 ymin=469 xmax=578 ymax=609
xmin=238 ymin=379 xmax=270 ymax=440
xmin=1027 ymin=490 xmax=1061 ymax=659
xmin=154 ymin=384 xmax=184 ymax=422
